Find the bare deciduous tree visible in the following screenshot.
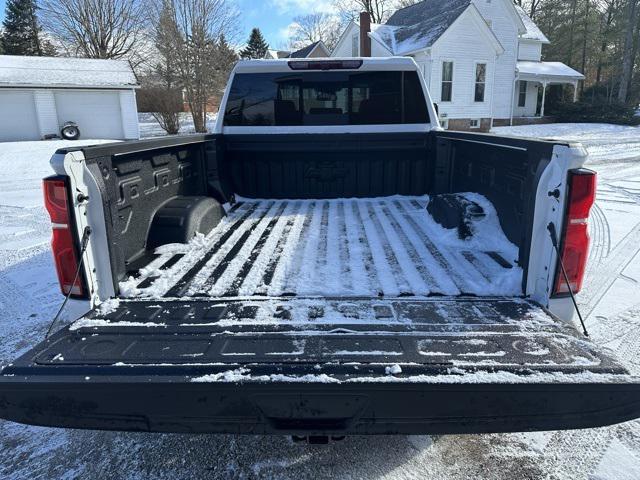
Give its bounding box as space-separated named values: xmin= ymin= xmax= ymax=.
xmin=393 ymin=0 xmax=421 ymax=9
xmin=618 ymin=0 xmax=640 ymax=101
xmin=138 ymin=2 xmax=185 ymax=135
xmin=288 ymin=12 xmax=342 ymax=51
xmin=333 ymin=0 xmax=395 ymax=24
xmin=151 ymin=0 xmax=239 ymax=132
xmin=521 ymin=0 xmax=640 ymax=106
xmin=40 ymin=0 xmax=148 ymax=64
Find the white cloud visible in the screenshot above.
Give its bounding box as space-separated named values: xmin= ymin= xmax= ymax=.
xmin=278 ymin=21 xmax=300 ymax=42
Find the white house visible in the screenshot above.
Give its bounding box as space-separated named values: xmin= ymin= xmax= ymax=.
xmin=0 ymin=55 xmax=140 ymax=142
xmin=331 ymin=1 xmax=584 ymax=130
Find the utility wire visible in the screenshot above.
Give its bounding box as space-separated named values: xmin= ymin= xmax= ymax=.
xmin=547 ymin=222 xmax=589 ymax=337
xmin=45 ymin=226 xmax=91 ymax=339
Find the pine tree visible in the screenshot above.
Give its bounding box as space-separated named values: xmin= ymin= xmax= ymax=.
xmin=240 ymin=28 xmax=269 ymax=59
xmin=216 ymin=34 xmax=238 ymax=77
xmin=212 ymin=34 xmax=238 ymax=93
xmin=1 ymin=0 xmax=53 ymax=56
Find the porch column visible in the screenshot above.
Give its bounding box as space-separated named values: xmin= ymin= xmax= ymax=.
xmin=510 ymin=77 xmax=517 ymax=126
xmin=540 ymin=81 xmax=548 ymax=118
xmin=573 ymin=81 xmax=578 ymax=102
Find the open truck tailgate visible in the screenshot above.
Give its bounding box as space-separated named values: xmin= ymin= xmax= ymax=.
xmin=2 ymin=297 xmax=640 ymax=435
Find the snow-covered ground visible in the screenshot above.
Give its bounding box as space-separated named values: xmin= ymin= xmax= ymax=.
xmin=494 ymin=122 xmax=640 ymax=164
xmin=1 ymin=123 xmax=640 ymax=479
xmin=138 ymin=112 xmax=217 ymax=138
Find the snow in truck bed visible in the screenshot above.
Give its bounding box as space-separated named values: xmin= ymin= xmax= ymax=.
xmin=119 ymin=194 xmax=522 ymax=300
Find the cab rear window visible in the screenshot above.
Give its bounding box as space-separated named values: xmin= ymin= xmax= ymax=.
xmin=223 ymin=71 xmax=430 ymax=126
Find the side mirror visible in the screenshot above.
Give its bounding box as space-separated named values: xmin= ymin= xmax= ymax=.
xmin=433 ymin=103 xmax=439 ymax=116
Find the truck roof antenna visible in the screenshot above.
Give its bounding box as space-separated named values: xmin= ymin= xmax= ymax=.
xmin=45 ymin=226 xmax=91 ymax=339
xmin=547 ymin=222 xmax=589 ymax=337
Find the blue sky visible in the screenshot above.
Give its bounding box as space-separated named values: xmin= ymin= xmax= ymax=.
xmin=235 ymin=0 xmax=334 ymax=49
xmin=0 ymin=0 xmax=334 ymax=50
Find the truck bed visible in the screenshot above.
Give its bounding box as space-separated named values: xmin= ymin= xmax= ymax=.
xmin=121 ymin=196 xmax=522 ymax=300
xmin=3 ymin=141 xmax=640 ymax=435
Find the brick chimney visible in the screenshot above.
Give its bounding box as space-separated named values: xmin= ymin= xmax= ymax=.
xmin=359 ymin=11 xmax=372 ymax=57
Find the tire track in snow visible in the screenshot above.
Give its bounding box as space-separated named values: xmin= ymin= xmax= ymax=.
xmin=541 ymin=304 xmax=640 ymax=480
xmin=542 ymin=196 xmax=640 ymax=479
xmin=580 ymin=221 xmax=640 ymax=319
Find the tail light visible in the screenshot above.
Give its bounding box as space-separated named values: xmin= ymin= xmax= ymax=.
xmin=43 ymin=176 xmax=87 ymax=298
xmin=553 ymin=168 xmax=597 ymax=296
xmin=288 ymin=60 xmax=363 ymax=70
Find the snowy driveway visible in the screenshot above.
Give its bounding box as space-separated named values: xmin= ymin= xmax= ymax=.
xmin=1 ymin=124 xmax=640 ymax=479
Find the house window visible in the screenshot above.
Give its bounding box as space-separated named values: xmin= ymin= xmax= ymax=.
xmin=441 ymin=61 xmax=453 ymax=102
xmin=469 ymin=119 xmax=480 ymax=128
xmin=518 ymin=81 xmax=527 ymax=107
xmin=474 ymin=63 xmax=486 ymax=102
xmin=352 ymin=35 xmax=359 ymax=56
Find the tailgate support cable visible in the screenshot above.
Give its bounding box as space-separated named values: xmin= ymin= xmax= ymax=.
xmin=45 ymin=226 xmax=92 ymax=339
xmin=547 ymin=222 xmax=589 ymax=337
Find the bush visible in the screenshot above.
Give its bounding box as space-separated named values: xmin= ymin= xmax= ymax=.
xmin=136 ymin=87 xmax=184 ymax=135
xmin=554 ymin=100 xmax=640 ymax=125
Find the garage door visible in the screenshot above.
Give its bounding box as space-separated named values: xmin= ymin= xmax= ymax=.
xmin=0 ymin=91 xmax=39 ymax=141
xmin=55 ymin=91 xmax=124 ymax=140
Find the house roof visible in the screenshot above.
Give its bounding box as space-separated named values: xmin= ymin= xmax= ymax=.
xmin=287 ymin=41 xmax=330 ymax=58
xmin=376 ymin=0 xmax=472 ymax=55
xmin=265 ymin=49 xmax=291 ymax=59
xmin=517 ymin=61 xmax=584 ymax=80
xmin=0 ymin=55 xmax=138 ymax=89
xmin=515 ymin=5 xmax=549 ymax=43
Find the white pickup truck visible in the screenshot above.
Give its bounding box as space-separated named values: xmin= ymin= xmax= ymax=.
xmin=1 ymin=57 xmax=639 ymax=438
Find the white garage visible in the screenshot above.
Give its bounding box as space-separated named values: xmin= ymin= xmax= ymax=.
xmin=0 ymin=55 xmax=139 ymax=142
xmin=0 ymin=90 xmax=40 ymax=141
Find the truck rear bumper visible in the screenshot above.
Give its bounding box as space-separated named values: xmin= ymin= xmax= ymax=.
xmin=2 ymin=371 xmax=640 ymax=435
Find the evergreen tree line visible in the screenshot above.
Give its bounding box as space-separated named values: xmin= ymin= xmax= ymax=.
xmin=519 ymin=0 xmax=640 ymax=105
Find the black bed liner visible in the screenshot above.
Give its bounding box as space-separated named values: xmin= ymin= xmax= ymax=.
xmin=2 ymin=297 xmax=640 ymax=434
xmin=123 ymin=197 xmax=521 ymax=299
